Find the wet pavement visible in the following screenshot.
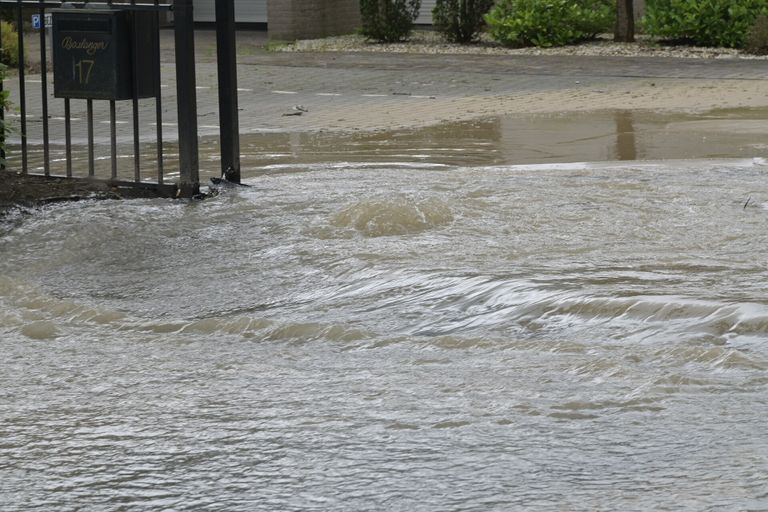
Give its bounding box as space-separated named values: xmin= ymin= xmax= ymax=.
xmin=6 ymin=28 xmax=768 ymax=177
xmin=182 ymin=30 xmax=768 ymax=135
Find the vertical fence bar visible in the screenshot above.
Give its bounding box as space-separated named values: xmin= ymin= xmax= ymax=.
xmin=1 ymin=18 xmax=5 ymax=171
xmin=17 ymin=0 xmax=27 ymax=174
xmin=39 ymin=0 xmax=50 ymax=176
xmin=87 ymin=99 xmax=94 ymax=177
xmin=1 ymin=1 xmax=176 ymax=190
xmin=130 ymin=0 xmax=140 ymax=182
xmin=109 ymin=96 xmax=117 ymax=177
xmin=110 ymin=100 xmax=117 ymax=179
xmin=154 ymin=0 xmax=163 ymax=184
xmin=215 ymin=0 xmax=241 ymax=183
xmin=174 ymin=0 xmax=199 ymax=198
xmin=64 ymin=99 xmax=72 ymax=177
xmin=108 ymin=0 xmax=116 ymax=179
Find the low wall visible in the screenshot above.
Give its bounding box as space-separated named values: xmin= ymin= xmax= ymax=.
xmin=267 ymin=0 xmax=361 ymax=41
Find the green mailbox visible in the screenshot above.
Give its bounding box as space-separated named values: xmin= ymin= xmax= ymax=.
xmin=52 ymin=9 xmax=157 ymax=100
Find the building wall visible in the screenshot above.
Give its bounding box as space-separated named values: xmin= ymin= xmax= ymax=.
xmin=188 ymin=0 xmax=441 ymax=28
xmin=268 ymin=0 xmax=361 ymax=40
xmin=635 ymin=0 xmax=646 ymax=21
xmin=188 ymin=1 xmax=644 ymax=33
xmin=417 ymin=0 xmax=436 ymax=24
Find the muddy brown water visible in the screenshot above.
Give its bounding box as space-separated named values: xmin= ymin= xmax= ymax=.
xmin=8 ymin=108 xmax=768 ymax=179
xmin=2 ymin=109 xmax=767 ymax=510
xmin=232 ymin=108 xmax=768 ymax=169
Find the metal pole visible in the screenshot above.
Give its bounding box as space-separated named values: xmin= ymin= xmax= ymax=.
xmin=154 ymin=0 xmax=164 ymax=184
xmin=17 ymin=0 xmax=28 ymax=174
xmin=87 ymin=99 xmax=94 ymax=177
xmin=110 ymin=100 xmax=117 ymax=179
xmin=64 ymin=99 xmax=72 ymax=177
xmin=215 ymin=0 xmax=240 ymax=183
xmin=174 ymin=0 xmax=199 ymax=198
xmin=39 ymin=0 xmax=50 ymax=176
xmin=1 ymin=19 xmax=5 ymax=171
xmin=107 ymin=0 xmax=118 ymax=180
xmin=130 ymin=0 xmax=141 ymax=182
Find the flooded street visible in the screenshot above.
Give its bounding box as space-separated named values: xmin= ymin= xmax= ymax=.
xmin=2 ymin=110 xmax=768 ymax=510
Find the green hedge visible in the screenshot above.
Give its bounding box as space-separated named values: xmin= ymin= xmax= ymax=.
xmin=644 ymin=0 xmax=768 ymax=48
xmin=1 ymin=21 xmax=20 ymax=68
xmin=360 ymin=0 xmax=422 ymax=43
xmin=433 ymin=0 xmax=495 ymax=43
xmin=485 ymin=0 xmax=614 ymax=48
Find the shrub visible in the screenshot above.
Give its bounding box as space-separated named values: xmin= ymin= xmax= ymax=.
xmin=1 ymin=8 xmax=35 ymax=25
xmin=0 ymin=22 xmax=17 ymax=164
xmin=643 ymin=0 xmax=768 ymax=48
xmin=745 ymin=14 xmax=768 ymax=53
xmin=432 ymin=0 xmax=495 ymax=43
xmin=360 ymin=0 xmax=422 ymax=43
xmin=485 ymin=0 xmax=614 ymax=48
xmin=1 ymin=21 xmax=20 ymax=68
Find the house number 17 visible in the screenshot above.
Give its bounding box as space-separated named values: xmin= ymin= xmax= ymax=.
xmin=74 ymin=60 xmax=95 ymax=85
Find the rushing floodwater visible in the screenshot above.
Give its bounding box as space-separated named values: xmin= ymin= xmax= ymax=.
xmin=2 ymin=153 xmax=768 ymax=510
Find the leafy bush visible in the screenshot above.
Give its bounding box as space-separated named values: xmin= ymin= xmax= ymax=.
xmin=432 ymin=0 xmax=495 ymax=43
xmin=1 ymin=21 xmax=20 ymax=68
xmin=485 ymin=0 xmax=614 ymax=48
xmin=1 ymin=8 xmax=32 ymax=25
xmin=0 ymin=21 xmax=19 ymax=164
xmin=643 ymin=0 xmax=768 ymax=48
xmin=745 ymin=14 xmax=768 ymax=53
xmin=360 ymin=0 xmax=422 ymax=43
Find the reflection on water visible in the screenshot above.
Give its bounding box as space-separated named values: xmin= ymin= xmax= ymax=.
xmin=232 ymin=108 xmax=768 ymax=172
xmin=7 ymin=108 xmax=768 ymax=181
xmin=3 ymin=142 xmax=173 ymax=184
xmin=2 ymin=111 xmax=768 ymax=510
xmin=615 ymin=111 xmax=637 ymax=160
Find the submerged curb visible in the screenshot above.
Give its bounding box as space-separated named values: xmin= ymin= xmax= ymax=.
xmin=0 ymin=170 xmax=178 ymax=211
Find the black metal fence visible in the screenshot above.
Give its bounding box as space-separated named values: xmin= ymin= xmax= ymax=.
xmin=0 ymin=0 xmax=206 ymax=197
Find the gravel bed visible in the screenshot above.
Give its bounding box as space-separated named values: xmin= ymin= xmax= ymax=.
xmin=278 ymin=31 xmax=768 ymax=60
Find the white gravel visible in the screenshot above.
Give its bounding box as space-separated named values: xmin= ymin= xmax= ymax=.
xmin=278 ymin=31 xmax=768 ymax=60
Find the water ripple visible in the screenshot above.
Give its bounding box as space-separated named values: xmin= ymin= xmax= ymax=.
xmin=2 ymin=159 xmax=768 ymax=510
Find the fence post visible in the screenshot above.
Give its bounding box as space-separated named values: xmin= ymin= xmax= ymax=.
xmin=215 ymin=0 xmax=241 ymax=183
xmin=1 ymin=19 xmax=5 ymax=171
xmin=174 ymin=0 xmax=200 ymax=197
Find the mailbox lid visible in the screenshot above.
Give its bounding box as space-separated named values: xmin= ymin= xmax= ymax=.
xmin=52 ymin=9 xmax=131 ymax=100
